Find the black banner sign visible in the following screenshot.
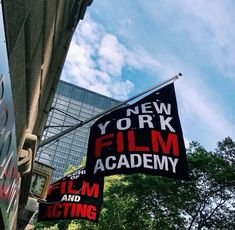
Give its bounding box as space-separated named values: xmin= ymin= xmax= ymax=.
xmin=38 ymin=168 xmax=104 ymax=222
xmin=86 ymin=83 xmax=188 ymax=180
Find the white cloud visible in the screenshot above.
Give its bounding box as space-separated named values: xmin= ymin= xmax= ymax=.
xmin=156 ymin=0 xmax=235 ymax=78
xmin=62 ymin=15 xmax=159 ymax=100
xmin=178 ymin=0 xmax=235 ymax=78
xmin=178 ymin=75 xmax=235 ymax=146
xmin=154 ymin=58 xmax=235 ymax=150
xmin=98 ymin=34 xmax=126 ymax=76
xmin=62 ymin=4 xmax=235 ymax=150
xmin=184 ymin=137 xmax=190 ymax=149
xmin=131 ymin=0 xmax=235 ymax=149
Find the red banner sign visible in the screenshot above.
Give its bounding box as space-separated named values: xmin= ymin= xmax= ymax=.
xmin=38 ymin=168 xmax=103 ymax=222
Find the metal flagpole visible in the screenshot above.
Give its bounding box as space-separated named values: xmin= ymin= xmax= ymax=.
xmin=39 ymin=73 xmax=182 ymax=148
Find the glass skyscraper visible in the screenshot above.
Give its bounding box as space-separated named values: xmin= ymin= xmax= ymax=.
xmin=36 ymin=80 xmax=120 ymax=181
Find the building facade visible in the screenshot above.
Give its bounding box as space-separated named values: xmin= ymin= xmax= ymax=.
xmin=36 ymin=80 xmax=120 ymax=182
xmin=2 ymin=1 xmax=92 ymax=228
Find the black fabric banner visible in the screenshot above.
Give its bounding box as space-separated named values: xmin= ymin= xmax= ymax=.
xmin=86 ymin=83 xmax=188 ymax=180
xmin=38 ymin=168 xmax=104 ymax=222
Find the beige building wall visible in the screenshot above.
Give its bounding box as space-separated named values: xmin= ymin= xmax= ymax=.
xmin=2 ymin=0 xmax=92 ymax=228
xmin=3 ymin=0 xmax=92 ymax=151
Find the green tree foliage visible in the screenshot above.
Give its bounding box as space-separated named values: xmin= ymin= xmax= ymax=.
xmin=216 ymin=137 xmax=235 ymax=165
xmin=35 ymin=137 xmax=235 ymax=229
xmin=64 ymin=156 xmax=87 ymax=177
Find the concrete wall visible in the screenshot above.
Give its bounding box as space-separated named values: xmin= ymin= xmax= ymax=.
xmin=2 ymin=0 xmax=92 ymax=228
xmin=3 ymin=0 xmax=92 ymax=152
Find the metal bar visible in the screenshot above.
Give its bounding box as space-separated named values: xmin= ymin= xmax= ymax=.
xmin=44 ymin=125 xmax=76 ymax=130
xmin=50 ymin=107 xmax=82 ymax=122
xmin=39 ymin=73 xmax=182 ymax=148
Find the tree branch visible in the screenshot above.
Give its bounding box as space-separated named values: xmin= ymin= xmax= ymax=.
xmin=199 ymin=199 xmax=227 ymax=229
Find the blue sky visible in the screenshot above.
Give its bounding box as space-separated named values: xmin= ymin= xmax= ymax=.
xmin=61 ymin=0 xmax=235 ymax=151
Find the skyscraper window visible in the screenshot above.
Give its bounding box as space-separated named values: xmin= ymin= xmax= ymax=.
xmin=36 ymin=80 xmax=120 ymax=182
